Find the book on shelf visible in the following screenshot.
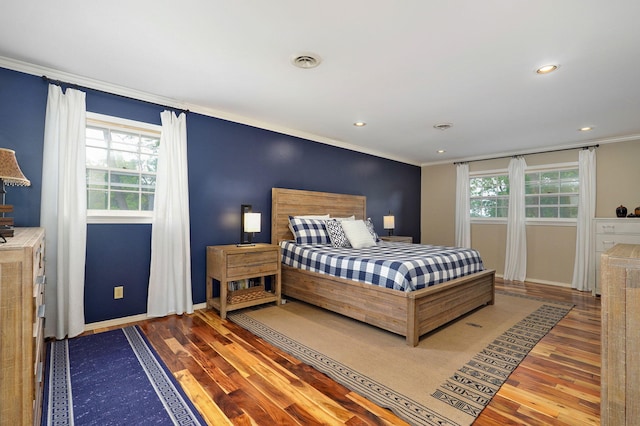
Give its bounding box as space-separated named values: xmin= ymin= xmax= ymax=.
xmin=228 ymin=278 xmax=260 ymax=291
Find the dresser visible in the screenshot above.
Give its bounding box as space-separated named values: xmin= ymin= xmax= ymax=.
xmin=600 ymin=244 xmax=640 ymax=425
xmin=590 ymin=218 xmax=640 ymax=295
xmin=0 ymin=228 xmax=46 ymax=426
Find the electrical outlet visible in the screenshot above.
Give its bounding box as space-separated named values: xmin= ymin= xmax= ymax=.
xmin=114 ymin=286 xmax=124 ymax=299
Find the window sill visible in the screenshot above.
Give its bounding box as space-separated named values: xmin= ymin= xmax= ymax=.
xmin=471 ymin=218 xmax=576 ymax=227
xmin=87 ymin=212 xmax=153 ymax=225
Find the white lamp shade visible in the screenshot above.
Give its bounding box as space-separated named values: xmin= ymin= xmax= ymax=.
xmin=383 ymin=215 xmax=395 ymax=229
xmin=244 ymin=212 xmax=261 ymax=233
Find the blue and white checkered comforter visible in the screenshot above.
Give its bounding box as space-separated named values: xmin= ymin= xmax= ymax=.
xmin=280 ymin=241 xmax=485 ymax=292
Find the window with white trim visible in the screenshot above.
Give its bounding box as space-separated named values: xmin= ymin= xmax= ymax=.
xmin=469 ymin=163 xmax=579 ymax=221
xmin=86 ymin=113 xmax=160 ymax=222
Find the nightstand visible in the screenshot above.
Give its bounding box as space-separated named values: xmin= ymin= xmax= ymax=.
xmin=380 ymin=235 xmax=413 ymax=243
xmin=206 ymin=244 xmax=281 ymax=319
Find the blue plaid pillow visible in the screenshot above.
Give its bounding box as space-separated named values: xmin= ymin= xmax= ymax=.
xmin=289 ymin=216 xmax=331 ymax=245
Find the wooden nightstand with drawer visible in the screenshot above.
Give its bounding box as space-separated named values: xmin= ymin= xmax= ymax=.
xmin=206 ymin=244 xmax=281 ymax=319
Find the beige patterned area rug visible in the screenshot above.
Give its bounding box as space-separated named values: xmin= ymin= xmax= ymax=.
xmin=229 ymin=292 xmax=572 ymax=426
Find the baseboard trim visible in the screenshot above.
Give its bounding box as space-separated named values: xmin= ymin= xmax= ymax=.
xmin=495 ymin=273 xmax=571 ymax=288
xmin=84 ymin=302 xmax=208 ymax=331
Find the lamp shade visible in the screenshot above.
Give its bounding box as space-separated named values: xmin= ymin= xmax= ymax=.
xmin=383 ymin=215 xmax=395 ymax=230
xmin=0 ymin=148 xmax=30 ymax=186
xmin=244 ymin=212 xmax=261 ymax=233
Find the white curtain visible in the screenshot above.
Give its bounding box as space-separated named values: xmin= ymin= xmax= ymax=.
xmin=504 ymin=156 xmax=527 ymax=282
xmin=455 ymin=162 xmax=471 ymax=247
xmin=571 ymin=149 xmax=596 ymax=291
xmin=147 ymin=111 xmax=193 ymax=317
xmin=41 ymin=84 xmax=87 ymax=339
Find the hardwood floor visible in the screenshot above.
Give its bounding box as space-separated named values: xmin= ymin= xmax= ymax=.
xmin=86 ymin=279 xmax=601 ymax=425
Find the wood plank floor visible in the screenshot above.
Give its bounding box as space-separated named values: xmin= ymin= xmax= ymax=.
xmin=85 ymin=279 xmax=601 ymax=425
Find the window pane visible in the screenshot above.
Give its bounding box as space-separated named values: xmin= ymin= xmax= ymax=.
xmin=540 ymin=195 xmax=559 ymax=205
xmin=526 ymin=207 xmax=539 ymax=217
xmin=109 ymin=150 xmax=140 ymax=170
xmin=141 ymin=174 xmax=156 ymax=191
xmin=560 ymin=180 xmax=579 ymax=193
xmin=559 ymin=195 xmax=578 ymax=205
xmin=87 ymin=169 xmax=108 ymax=189
xmin=139 ymin=154 xmax=158 ymax=173
xmin=541 ymin=206 xmax=558 ymax=217
xmin=141 ymin=193 xmax=154 ymax=211
xmin=110 ymin=131 xmax=140 ymax=152
xmin=110 ymin=191 xmax=140 ymax=210
xmin=560 ymin=207 xmax=578 ymax=218
xmin=560 ymin=169 xmax=578 ymax=179
xmin=141 ymin=136 xmax=159 ymax=154
xmin=110 ymin=172 xmax=140 ymax=191
xmin=525 ymin=195 xmax=539 ymax=205
xmin=87 ymin=190 xmax=108 ymax=209
xmin=496 ymin=207 xmax=509 ymax=217
xmin=86 ymin=147 xmax=109 ymax=168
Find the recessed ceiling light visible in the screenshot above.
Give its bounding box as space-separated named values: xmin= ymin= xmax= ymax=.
xmin=433 ymin=123 xmax=453 ymax=131
xmin=437 ymin=149 xmax=446 ymax=154
xmin=291 ymin=53 xmax=322 ymax=69
xmin=536 ymin=64 xmax=558 ymax=74
xmin=579 ymin=126 xmax=593 ymax=132
xmin=353 ymin=122 xmax=366 ymax=127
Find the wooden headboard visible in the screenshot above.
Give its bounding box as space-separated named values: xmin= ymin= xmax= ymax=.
xmin=271 ymin=188 xmax=366 ymax=244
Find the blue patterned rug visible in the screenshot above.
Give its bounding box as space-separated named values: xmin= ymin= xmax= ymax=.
xmin=42 ymin=326 xmax=205 ymax=426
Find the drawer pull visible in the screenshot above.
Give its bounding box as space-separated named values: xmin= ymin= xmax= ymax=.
xmin=36 ymin=275 xmax=46 ymax=285
xmin=602 ymin=240 xmax=616 ymax=250
xmin=38 ymin=304 xmax=46 ymax=318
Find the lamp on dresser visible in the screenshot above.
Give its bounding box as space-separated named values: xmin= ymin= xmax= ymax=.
xmin=383 ymin=211 xmax=395 ymax=236
xmin=239 ymin=204 xmax=261 ymax=246
xmin=0 ymin=148 xmax=31 ymax=241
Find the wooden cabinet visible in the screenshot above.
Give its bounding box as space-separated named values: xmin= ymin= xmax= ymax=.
xmin=0 ymin=228 xmax=46 ymax=426
xmin=206 ymin=244 xmax=281 ymax=319
xmin=600 ymin=243 xmax=640 ymax=425
xmin=379 ymin=235 xmax=413 ymax=243
xmin=590 ymin=218 xmax=640 ymax=295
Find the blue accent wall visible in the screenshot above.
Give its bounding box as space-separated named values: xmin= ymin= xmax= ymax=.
xmin=0 ymin=66 xmax=421 ymax=324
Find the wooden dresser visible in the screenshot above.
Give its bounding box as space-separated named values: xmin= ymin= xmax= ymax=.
xmin=0 ymin=228 xmax=46 ymax=426
xmin=591 ymin=218 xmax=640 ymax=295
xmin=600 ymin=243 xmax=640 ymax=425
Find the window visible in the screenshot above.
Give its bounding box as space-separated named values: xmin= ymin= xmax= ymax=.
xmin=86 ymin=113 xmax=160 ymax=223
xmin=524 ymin=169 xmax=579 ymax=219
xmin=469 ymin=164 xmax=579 ymax=222
xmin=470 ymin=174 xmax=509 ymax=218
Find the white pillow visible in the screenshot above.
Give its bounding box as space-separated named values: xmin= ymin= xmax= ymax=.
xmin=341 ymin=220 xmax=377 ymax=249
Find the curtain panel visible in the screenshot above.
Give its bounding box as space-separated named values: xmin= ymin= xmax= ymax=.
xmin=41 ymin=84 xmax=87 ymax=339
xmin=455 ymin=163 xmax=471 ymax=248
xmin=504 ymin=156 xmax=527 ymax=282
xmin=147 ymin=111 xmax=193 ymax=317
xmin=571 ymin=149 xmax=596 ymax=291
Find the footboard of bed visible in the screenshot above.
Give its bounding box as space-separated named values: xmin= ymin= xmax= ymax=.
xmin=281 ymin=265 xmax=496 ymax=346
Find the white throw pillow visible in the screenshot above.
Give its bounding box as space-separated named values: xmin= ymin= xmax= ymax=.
xmin=341 ymin=220 xmax=377 ymax=249
xmin=331 ymin=215 xmax=355 ymax=221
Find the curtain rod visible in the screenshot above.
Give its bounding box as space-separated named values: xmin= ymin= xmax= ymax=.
xmin=453 ymin=144 xmax=599 ymax=165
xmin=41 ymin=75 xmax=190 ymax=115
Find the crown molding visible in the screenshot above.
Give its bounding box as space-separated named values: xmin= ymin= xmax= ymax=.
xmin=0 ymin=56 xmax=420 ymax=167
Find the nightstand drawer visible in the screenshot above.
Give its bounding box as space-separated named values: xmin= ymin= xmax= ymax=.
xmin=227 ymin=250 xmax=279 ymax=278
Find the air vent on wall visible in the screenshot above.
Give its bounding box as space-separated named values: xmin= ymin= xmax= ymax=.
xmin=291 ymin=53 xmax=322 ymax=69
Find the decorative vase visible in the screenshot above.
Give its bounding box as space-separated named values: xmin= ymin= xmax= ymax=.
xmin=616 ymin=205 xmax=628 ymax=217
xmin=636 ymin=206 xmax=640 ymax=216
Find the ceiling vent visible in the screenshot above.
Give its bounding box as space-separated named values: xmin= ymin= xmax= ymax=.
xmin=291 ymin=53 xmax=322 ymax=69
xmin=433 ymin=123 xmax=453 ymax=130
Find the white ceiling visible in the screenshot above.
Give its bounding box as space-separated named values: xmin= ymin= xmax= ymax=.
xmin=2 ymin=1 xmax=640 ymax=166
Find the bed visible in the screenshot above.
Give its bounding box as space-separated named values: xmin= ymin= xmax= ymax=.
xmin=271 ymin=187 xmax=495 ymax=346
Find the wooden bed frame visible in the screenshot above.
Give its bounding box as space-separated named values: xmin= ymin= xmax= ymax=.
xmin=271 ymin=187 xmax=495 ymax=346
